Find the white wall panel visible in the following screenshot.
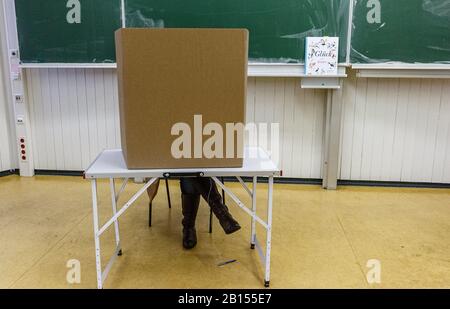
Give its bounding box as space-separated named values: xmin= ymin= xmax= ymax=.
xmin=0 ymin=57 xmax=13 ymax=172
xmin=0 ymin=10 xmax=15 ymax=172
xmin=340 ymin=71 xmax=450 ymax=183
xmin=26 ymin=68 xmax=121 ymax=171
xmin=25 ymin=67 xmax=450 ymax=183
xmin=250 ymin=78 xmax=325 ymax=178
xmin=25 ymin=70 xmax=326 ymax=177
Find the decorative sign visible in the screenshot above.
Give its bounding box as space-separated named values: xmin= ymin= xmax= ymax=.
xmin=305 ymin=37 xmax=339 ymax=75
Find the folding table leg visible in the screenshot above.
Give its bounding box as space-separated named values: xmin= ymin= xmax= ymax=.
xmin=264 ymin=176 xmax=274 ymax=288
xmin=250 ymin=176 xmax=257 ymax=250
xmin=110 ymin=178 xmax=122 ymax=256
xmin=91 ymin=179 xmax=103 ymax=289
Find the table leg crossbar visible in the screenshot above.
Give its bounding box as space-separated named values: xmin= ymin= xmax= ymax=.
xmin=236 ymin=176 xmax=253 ymax=197
xmin=91 ymin=177 xmax=159 ymax=289
xmin=115 ymin=177 xmax=129 ymax=201
xmin=212 ymin=177 xmax=268 ymax=229
xmin=101 ymin=242 xmax=122 ymax=284
xmin=92 ymin=175 xmax=274 ymax=288
xmin=254 ymin=236 xmax=266 ymax=265
xmin=97 ymin=178 xmax=158 ymax=237
xmin=211 ymin=176 xmax=274 ymax=287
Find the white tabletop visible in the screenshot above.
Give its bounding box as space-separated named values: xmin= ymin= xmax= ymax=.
xmin=84 ymin=146 xmax=280 ymax=179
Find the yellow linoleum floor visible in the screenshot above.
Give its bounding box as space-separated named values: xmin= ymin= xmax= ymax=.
xmin=0 ymin=175 xmax=449 ymax=288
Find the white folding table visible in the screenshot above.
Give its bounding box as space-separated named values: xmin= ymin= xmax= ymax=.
xmin=84 ymin=146 xmax=280 ymax=289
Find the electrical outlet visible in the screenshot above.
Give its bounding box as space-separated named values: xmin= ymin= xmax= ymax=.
xmin=19 ymin=137 xmax=26 ymax=161
xmin=14 ymin=94 xmax=23 ymax=103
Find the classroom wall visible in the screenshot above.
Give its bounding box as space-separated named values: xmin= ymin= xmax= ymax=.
xmin=15 ymin=68 xmax=450 ymax=184
xmin=23 ymin=69 xmax=326 ymax=178
xmin=0 ymin=53 xmax=15 ymax=172
xmin=339 ymin=71 xmax=450 ymax=184
xmin=248 ymin=78 xmax=325 ymax=179
xmin=0 ymin=8 xmax=16 ymax=172
xmin=25 ymin=68 xmax=121 ymax=171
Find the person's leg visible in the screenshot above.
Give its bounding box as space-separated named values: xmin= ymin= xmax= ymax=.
xmin=146 ymin=178 xmax=161 ymax=227
xmin=180 ymin=178 xmax=200 ymax=249
xmin=194 ymin=178 xmax=241 ymax=235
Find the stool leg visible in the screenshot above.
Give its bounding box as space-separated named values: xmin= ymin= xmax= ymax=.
xmin=149 ymin=202 xmax=153 ymax=227
xmin=165 ymin=178 xmax=171 ymax=209
xmin=209 ymin=208 xmax=213 ymax=233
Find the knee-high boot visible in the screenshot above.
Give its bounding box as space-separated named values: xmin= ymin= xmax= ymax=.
xmin=181 ymin=194 xmax=200 ymax=249
xmin=196 ymin=178 xmax=241 ymax=235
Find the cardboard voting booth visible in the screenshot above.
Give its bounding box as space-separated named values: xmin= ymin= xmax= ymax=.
xmin=115 ymin=28 xmax=248 ymax=169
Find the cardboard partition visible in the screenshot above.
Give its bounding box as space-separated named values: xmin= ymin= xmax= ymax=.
xmin=115 ymin=28 xmax=248 ymax=169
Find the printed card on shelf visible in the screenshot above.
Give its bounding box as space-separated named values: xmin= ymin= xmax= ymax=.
xmin=305 ymin=37 xmax=339 ymax=76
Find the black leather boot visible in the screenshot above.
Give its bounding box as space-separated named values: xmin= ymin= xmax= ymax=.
xmin=181 ymin=194 xmax=200 ymax=249
xmin=196 ymin=178 xmax=241 ymax=235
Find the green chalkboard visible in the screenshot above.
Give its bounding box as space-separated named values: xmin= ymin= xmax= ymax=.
xmin=15 ymin=0 xmax=122 ymax=63
xmin=126 ymin=0 xmax=350 ymax=63
xmin=125 ymin=0 xmax=349 ymax=63
xmin=351 ymin=0 xmax=450 ymax=64
xmin=15 ymin=0 xmax=350 ymax=64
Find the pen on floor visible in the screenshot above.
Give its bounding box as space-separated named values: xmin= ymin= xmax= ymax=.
xmin=217 ymin=259 xmax=237 ymax=267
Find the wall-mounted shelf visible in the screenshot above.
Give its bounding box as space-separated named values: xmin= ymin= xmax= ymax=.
xmin=20 ymin=62 xmax=348 ymax=90
xmin=353 ymin=63 xmax=450 ymax=79
xmin=19 ymin=63 xmax=117 ymax=69
xmin=19 ymin=62 xmax=348 ymax=78
xmin=247 ymin=63 xmax=347 ymax=78
xmin=301 ymin=77 xmax=342 ymax=89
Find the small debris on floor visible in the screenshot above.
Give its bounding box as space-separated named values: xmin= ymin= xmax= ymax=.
xmin=217 ymin=259 xmax=237 ymax=267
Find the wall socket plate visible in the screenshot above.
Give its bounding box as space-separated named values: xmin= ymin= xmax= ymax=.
xmin=14 ymin=94 xmax=23 ymax=103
